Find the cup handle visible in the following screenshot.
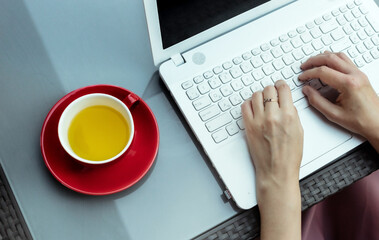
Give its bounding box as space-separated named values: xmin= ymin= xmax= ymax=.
xmin=122 ymin=92 xmax=140 ymax=110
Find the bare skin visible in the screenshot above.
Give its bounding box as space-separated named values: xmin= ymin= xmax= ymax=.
xmin=242 ymin=51 xmax=379 ymax=240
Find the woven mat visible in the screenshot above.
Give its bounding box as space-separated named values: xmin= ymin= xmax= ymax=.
xmin=0 ymin=166 xmax=32 ymax=240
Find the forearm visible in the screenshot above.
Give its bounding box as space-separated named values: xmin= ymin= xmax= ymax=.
xmin=257 ymin=181 xmax=301 ymax=240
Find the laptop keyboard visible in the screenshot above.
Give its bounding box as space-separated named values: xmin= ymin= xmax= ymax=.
xmin=182 ymin=0 xmax=379 ymax=144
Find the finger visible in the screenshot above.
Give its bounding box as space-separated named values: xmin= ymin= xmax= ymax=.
xmin=262 ymin=85 xmax=279 ymax=112
xmin=251 ymin=91 xmax=264 ymax=117
xmin=334 ymin=52 xmax=355 ymax=66
xmin=302 ymin=86 xmax=343 ymax=122
xmin=241 ymin=101 xmax=254 ymax=124
xmin=298 ymin=66 xmax=347 ymax=90
xmin=300 ymin=52 xmax=353 ymax=74
xmin=275 ymin=80 xmax=293 ymax=109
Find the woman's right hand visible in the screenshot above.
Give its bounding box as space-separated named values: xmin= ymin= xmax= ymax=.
xmin=299 ymin=51 xmax=379 ymax=150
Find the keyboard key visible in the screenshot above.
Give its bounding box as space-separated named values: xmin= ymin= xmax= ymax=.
xmin=212 ymin=129 xmax=228 ymax=143
xmin=354 ymin=0 xmax=362 ymax=5
xmin=344 ymin=12 xmax=354 ymax=22
xmin=356 ymin=29 xmax=367 ymax=40
xmin=219 ymin=72 xmax=232 ymax=83
xmin=261 ymin=78 xmax=274 ymax=88
xmin=233 ymin=57 xmax=243 ymax=65
xmin=306 ymin=21 xmax=315 ymax=29
xmin=251 ymin=48 xmax=261 ymax=56
xmin=261 ymin=52 xmax=273 ymax=63
xmin=319 ymin=19 xmax=339 ymax=33
xmin=363 ymin=39 xmax=374 ymax=50
xmin=182 ymin=80 xmax=193 ymax=90
xmin=208 ymin=77 xmax=221 ymax=89
xmin=351 ymin=8 xmax=361 ymax=18
xmin=314 ymin=17 xmax=324 ymax=25
xmin=272 ymin=59 xmax=285 ymax=70
xmin=186 ymin=88 xmax=200 ymax=100
xmin=332 ymin=9 xmax=341 ymax=17
xmin=358 ymin=18 xmax=368 ymax=27
xmin=340 ymin=6 xmax=348 ymax=13
xmin=365 ymin=27 xmax=375 ymax=37
xmin=230 ymin=105 xmax=242 ymax=118
xmin=252 ymin=69 xmax=265 ymax=81
xmin=292 ymin=49 xmax=305 ymax=61
xmin=281 ymin=42 xmax=293 ymax=53
xmin=282 ymin=54 xmax=295 ymax=65
xmin=199 ymin=105 xmax=220 ymax=121
xmin=312 ymin=38 xmax=324 ymax=50
xmin=336 ymin=15 xmax=347 ymax=25
xmin=343 ymin=24 xmax=354 ymax=34
xmin=282 ymin=67 xmax=294 ymax=79
xmin=362 ymin=52 xmax=373 ymax=63
xmin=220 ymin=85 xmax=234 ymax=96
xmin=331 ymin=28 xmax=345 ymax=40
xmin=302 ymin=45 xmax=314 ymax=56
xmin=271 ymin=47 xmax=283 ymax=58
xmin=204 ymin=71 xmax=214 ymax=79
xmin=291 ymin=36 xmax=303 ymax=48
xmin=193 ymin=96 xmax=211 ymax=110
xmin=213 ymin=66 xmax=223 ymax=74
xmin=270 ymin=38 xmax=281 ymax=47
xmin=288 ymin=30 xmax=298 ymax=38
xmin=241 ymin=75 xmax=254 ymax=86
xmin=279 ymin=34 xmax=289 ymax=42
xmin=230 ymin=67 xmax=243 ymax=78
xmin=223 ymin=62 xmax=233 ymax=70
xmin=350 ymin=34 xmax=360 ymax=44
xmin=237 ymin=119 xmax=245 ymax=130
xmin=209 ymin=91 xmax=223 ymax=102
xmin=240 ymin=62 xmax=254 ymax=73
xmin=226 ymin=124 xmax=239 ymax=136
xmin=347 ymin=2 xmax=356 ymax=9
xmin=359 ymin=6 xmax=369 ymax=15
xmin=240 ymin=88 xmax=252 ymax=100
xmin=310 ymin=28 xmax=322 ymax=38
xmin=300 ymin=32 xmax=312 ymax=43
xmin=321 ymin=35 xmax=333 ymax=45
xmin=323 ymin=13 xmax=332 ymax=21
xmin=262 ymin=64 xmax=275 ymax=76
xmin=218 ymin=99 xmax=232 ymax=111
xmin=198 ymin=82 xmax=210 ymax=94
xmin=231 ymin=79 xmax=244 ymax=91
xmin=242 ymin=52 xmax=252 ymax=60
xmin=206 ymin=113 xmax=232 ymax=132
xmin=260 ymin=43 xmax=270 ymax=51
xmin=348 ymin=47 xmax=359 ymax=58
xmin=354 ymin=56 xmax=365 ymax=67
xmin=350 ymin=20 xmax=361 ymax=31
xmin=271 ymin=72 xmax=283 ymax=82
xmin=250 ymin=82 xmax=263 ymax=92
xmin=250 ymin=56 xmax=263 ymax=68
xmin=291 ymin=62 xmax=302 ymax=74
xmin=371 ymin=48 xmax=379 ymax=59
xmin=356 ymin=43 xmax=366 ymax=53
xmin=292 ymin=88 xmax=306 ymax=102
xmin=372 ymin=36 xmax=379 ymax=46
xmin=331 ymin=38 xmax=352 ymax=52
xmin=194 ymin=75 xmax=204 ymax=84
xmin=229 ymin=93 xmax=242 ymax=106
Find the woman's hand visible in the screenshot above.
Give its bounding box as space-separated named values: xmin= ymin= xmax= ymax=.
xmin=241 ymin=80 xmax=303 ymax=240
xmin=300 ymin=51 xmax=379 ymax=151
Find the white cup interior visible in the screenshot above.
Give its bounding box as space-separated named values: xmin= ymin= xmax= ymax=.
xmin=58 ymin=93 xmax=134 ymax=164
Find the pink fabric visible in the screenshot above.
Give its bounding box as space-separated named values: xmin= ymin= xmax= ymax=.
xmin=302 ymin=170 xmax=379 ymax=240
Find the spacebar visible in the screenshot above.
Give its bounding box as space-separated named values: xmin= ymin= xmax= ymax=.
xmin=205 ymin=113 xmax=232 ymax=132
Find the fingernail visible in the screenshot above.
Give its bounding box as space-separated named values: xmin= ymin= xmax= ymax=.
xmin=275 ymin=79 xmax=285 ymax=86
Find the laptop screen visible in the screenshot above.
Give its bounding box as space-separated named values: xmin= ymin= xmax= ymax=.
xmin=157 ymin=0 xmax=271 ymax=49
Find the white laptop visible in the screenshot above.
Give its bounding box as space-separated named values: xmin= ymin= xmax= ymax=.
xmin=143 ymin=0 xmax=379 ymax=209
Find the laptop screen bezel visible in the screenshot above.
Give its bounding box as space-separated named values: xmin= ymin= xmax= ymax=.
xmin=143 ymin=0 xmax=295 ymax=66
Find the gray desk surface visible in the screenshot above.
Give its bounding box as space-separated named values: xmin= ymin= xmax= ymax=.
xmin=0 ymin=1 xmax=378 ymax=240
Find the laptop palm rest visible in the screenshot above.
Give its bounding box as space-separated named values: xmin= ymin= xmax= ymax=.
xmin=299 ymin=107 xmax=352 ymax=167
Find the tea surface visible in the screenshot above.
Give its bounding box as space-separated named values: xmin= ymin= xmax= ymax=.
xmin=68 ymin=105 xmax=130 ymax=161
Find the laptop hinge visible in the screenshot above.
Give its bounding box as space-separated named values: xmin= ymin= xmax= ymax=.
xmin=171 ymin=53 xmax=185 ymax=67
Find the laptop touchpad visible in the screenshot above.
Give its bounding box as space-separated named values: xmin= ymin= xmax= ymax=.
xmin=299 ymin=107 xmax=352 ymax=167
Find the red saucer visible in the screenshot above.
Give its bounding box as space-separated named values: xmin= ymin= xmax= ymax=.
xmin=40 ymin=85 xmax=159 ymax=195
